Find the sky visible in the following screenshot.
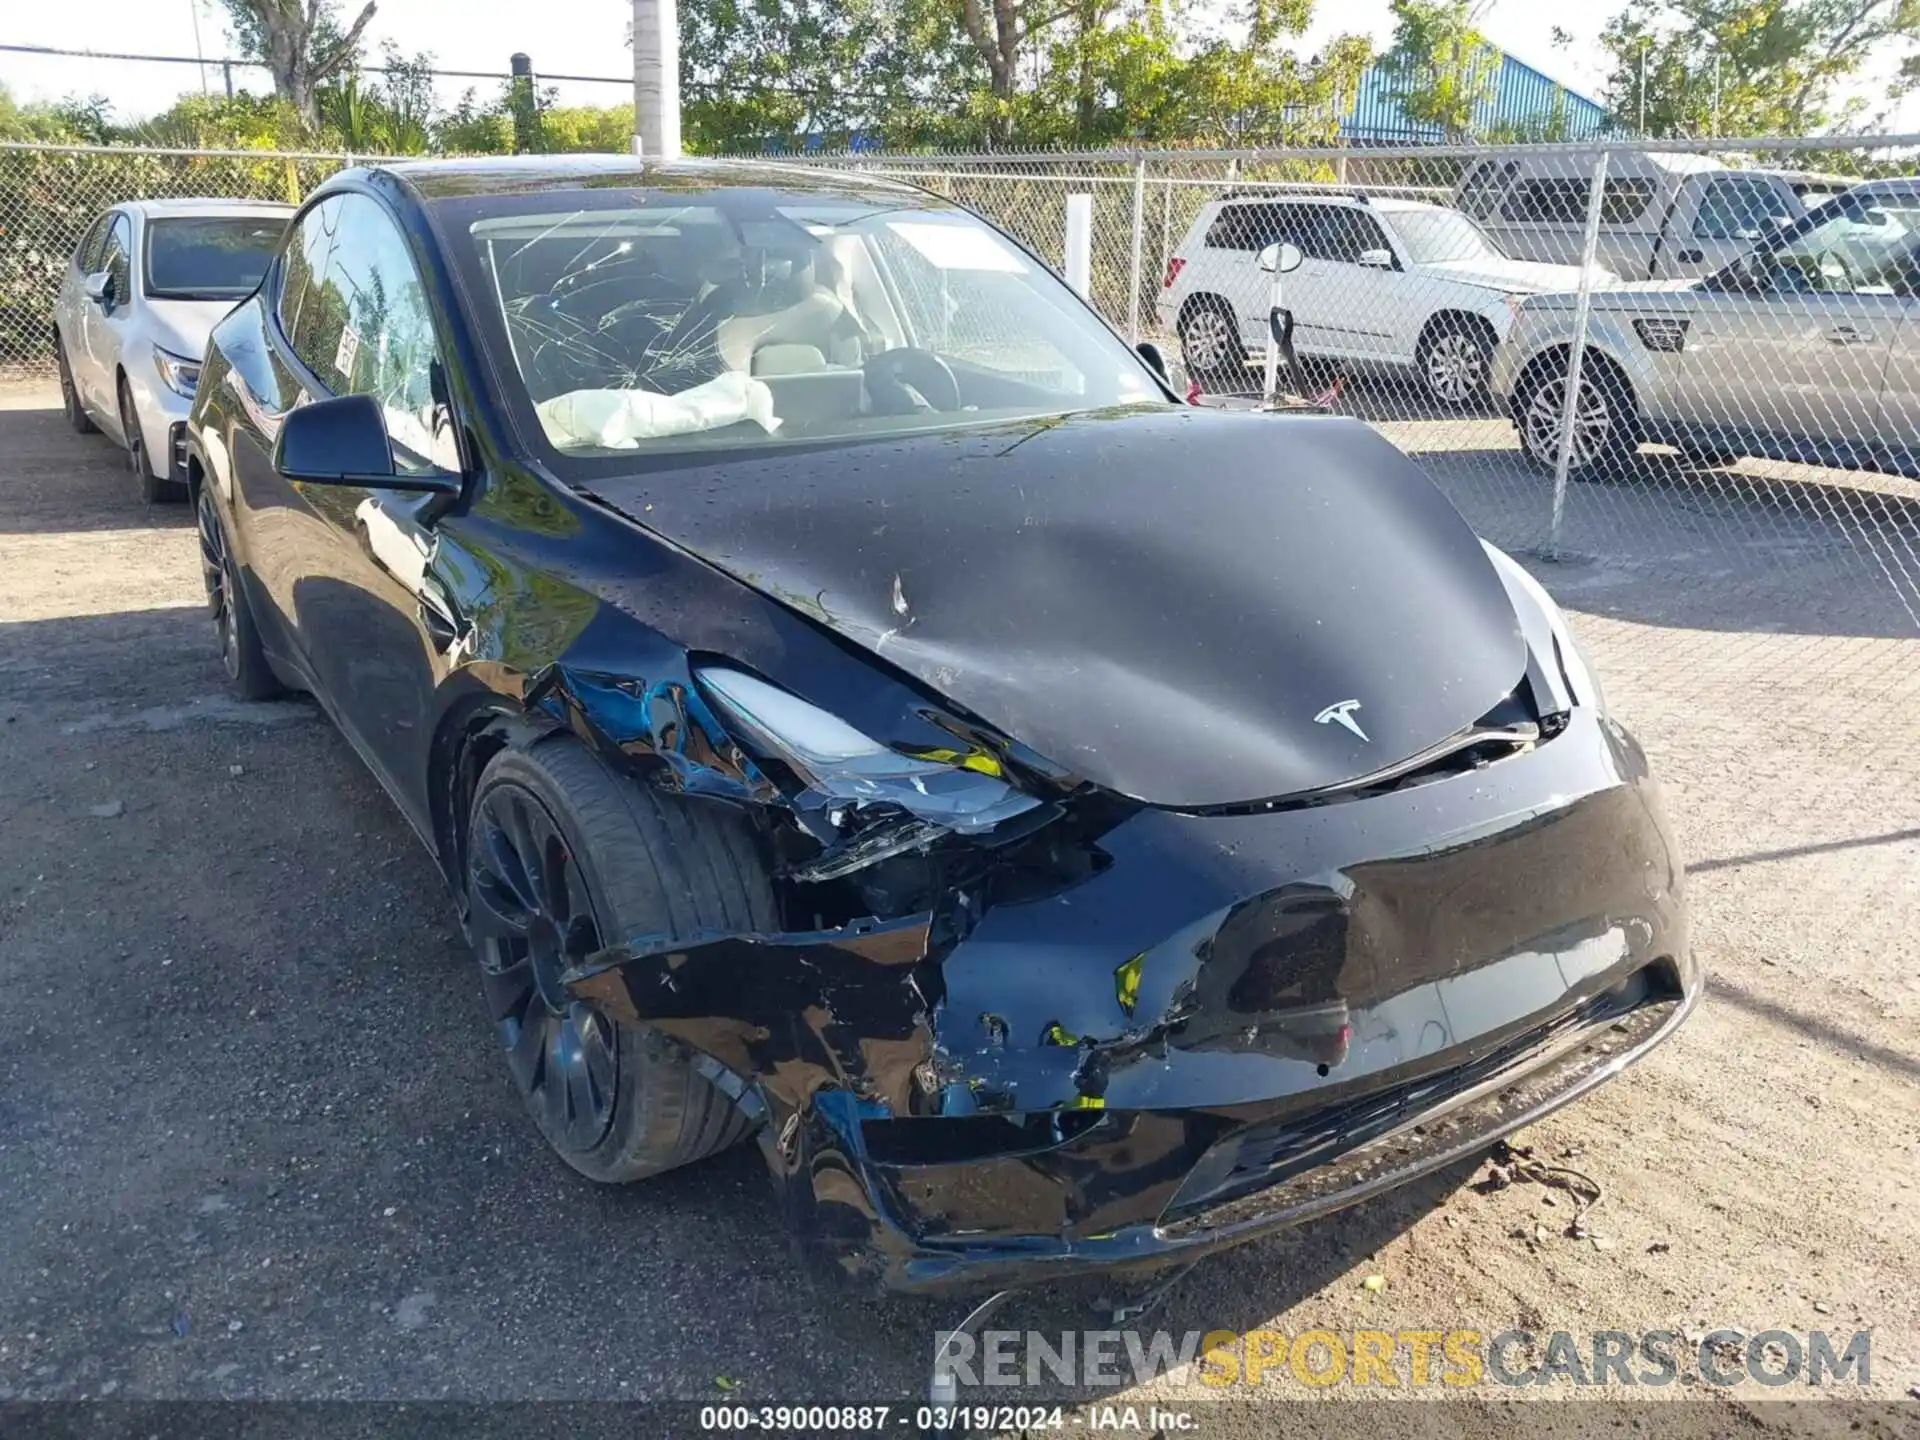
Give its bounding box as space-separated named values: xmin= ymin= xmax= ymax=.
xmin=1 ymin=0 xmax=1915 ymax=133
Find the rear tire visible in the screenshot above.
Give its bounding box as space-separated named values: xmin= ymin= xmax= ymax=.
xmin=1515 ymin=357 xmax=1638 ymax=479
xmin=120 ymin=375 xmax=185 ymax=504
xmin=57 ymin=337 xmax=96 ymax=434
xmin=1178 ymin=297 xmax=1245 ymax=390
xmin=465 ymin=738 xmax=778 ymax=1184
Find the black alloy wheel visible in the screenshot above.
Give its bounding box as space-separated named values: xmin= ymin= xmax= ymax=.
xmin=469 ymin=782 xmax=621 ymax=1155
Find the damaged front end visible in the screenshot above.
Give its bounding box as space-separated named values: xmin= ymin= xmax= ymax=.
xmin=539 ymin=630 xmax=1694 ymax=1297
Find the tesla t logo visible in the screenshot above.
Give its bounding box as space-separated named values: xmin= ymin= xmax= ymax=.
xmin=1315 ymin=699 xmax=1370 ymax=742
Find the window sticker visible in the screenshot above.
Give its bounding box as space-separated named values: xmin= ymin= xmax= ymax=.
xmin=333 ymin=325 xmax=361 ymax=379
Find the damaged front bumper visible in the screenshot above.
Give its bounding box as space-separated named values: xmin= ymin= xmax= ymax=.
xmin=568 ymin=707 xmax=1694 ymax=1296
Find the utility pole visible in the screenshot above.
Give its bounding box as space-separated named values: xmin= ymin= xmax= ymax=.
xmin=1637 ymin=37 xmax=1650 ymax=135
xmin=632 ymin=0 xmax=681 ymax=161
xmin=187 ymin=0 xmax=209 ymax=96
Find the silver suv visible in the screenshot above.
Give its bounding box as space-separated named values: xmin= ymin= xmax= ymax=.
xmin=1492 ymin=179 xmax=1920 ymax=478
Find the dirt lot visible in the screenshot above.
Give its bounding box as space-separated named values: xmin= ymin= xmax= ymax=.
xmin=1 ymin=378 xmax=1916 ymax=1432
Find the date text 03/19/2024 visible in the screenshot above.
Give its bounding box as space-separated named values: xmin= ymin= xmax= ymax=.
xmin=696 ymin=1405 xmax=1196 ymax=1431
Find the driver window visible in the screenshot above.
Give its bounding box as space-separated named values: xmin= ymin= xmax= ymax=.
xmin=99 ymin=215 xmax=133 ymax=306
xmin=1695 ymin=177 xmax=1789 ymax=242
xmin=74 ymin=212 xmax=112 ymax=273
xmin=285 ymin=193 xmax=459 ymax=472
xmin=869 ymin=225 xmax=1086 ymax=393
xmin=1770 ymin=202 xmax=1920 ymax=296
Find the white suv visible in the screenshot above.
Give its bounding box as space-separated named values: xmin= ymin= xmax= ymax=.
xmin=1157 ymin=193 xmax=1610 ymax=404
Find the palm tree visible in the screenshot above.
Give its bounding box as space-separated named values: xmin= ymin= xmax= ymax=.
xmin=631 ymin=0 xmax=681 ymax=159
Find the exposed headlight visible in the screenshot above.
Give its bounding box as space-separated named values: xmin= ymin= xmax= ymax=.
xmin=153 ymin=347 xmax=201 ymax=398
xmin=694 ymin=666 xmax=1040 ymax=834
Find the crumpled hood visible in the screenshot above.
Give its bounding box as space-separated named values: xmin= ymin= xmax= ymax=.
xmin=143 ymin=297 xmax=237 ymax=360
xmin=583 ymin=406 xmax=1526 ymax=809
xmin=1422 ymin=257 xmax=1613 ymax=293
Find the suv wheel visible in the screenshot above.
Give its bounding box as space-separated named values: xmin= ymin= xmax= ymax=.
xmin=1178 ymin=299 xmax=1242 ymax=387
xmin=1516 ymin=360 xmax=1637 ymax=478
xmin=1418 ymin=319 xmax=1493 ymax=405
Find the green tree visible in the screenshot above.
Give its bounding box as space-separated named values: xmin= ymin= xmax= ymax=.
xmin=1600 ymin=0 xmax=1920 ymax=137
xmin=219 ymin=0 xmax=379 ymax=130
xmin=0 ymin=84 xmax=111 ymax=143
xmin=680 ymin=0 xmax=893 ymax=150
xmin=1375 ymin=0 xmax=1503 ymax=140
xmin=127 ymin=92 xmax=315 ymax=149
xmin=538 ymin=104 xmax=638 ymax=152
xmin=432 ymin=89 xmax=516 ymax=155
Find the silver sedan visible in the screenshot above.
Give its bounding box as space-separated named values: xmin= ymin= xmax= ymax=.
xmin=53 ymin=198 xmax=292 ymax=502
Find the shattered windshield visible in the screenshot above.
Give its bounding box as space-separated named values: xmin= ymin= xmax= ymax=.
xmin=454 ymin=189 xmax=1163 ymax=461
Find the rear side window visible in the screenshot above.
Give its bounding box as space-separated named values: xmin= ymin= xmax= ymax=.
xmin=1307 ymin=207 xmax=1391 ymax=264
xmin=1502 ymin=177 xmax=1656 ymax=226
xmin=1204 ymin=203 xmax=1289 ymax=252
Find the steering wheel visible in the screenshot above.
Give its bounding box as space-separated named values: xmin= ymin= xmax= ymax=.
xmin=1813 ymin=245 xmax=1863 ymax=292
xmin=864 ymin=347 xmax=961 ymax=414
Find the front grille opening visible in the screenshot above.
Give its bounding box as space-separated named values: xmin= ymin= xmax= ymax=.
xmin=1159 ymin=961 xmax=1681 ymax=1232
xmin=860 ymin=1108 xmax=1108 ymax=1167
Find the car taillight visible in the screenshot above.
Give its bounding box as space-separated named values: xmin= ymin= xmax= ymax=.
xmin=1162 ymin=256 xmax=1185 ymax=288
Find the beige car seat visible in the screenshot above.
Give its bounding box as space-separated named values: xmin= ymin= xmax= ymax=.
xmin=716 ymin=251 xmax=868 ymax=374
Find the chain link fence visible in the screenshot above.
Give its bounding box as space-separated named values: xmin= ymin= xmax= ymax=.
xmin=1 ymin=141 xmax=359 ymax=381
xmin=6 ymin=135 xmax=1919 ymax=743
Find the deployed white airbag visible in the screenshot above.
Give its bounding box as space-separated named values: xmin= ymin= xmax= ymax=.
xmin=534 ymin=372 xmax=780 ymax=450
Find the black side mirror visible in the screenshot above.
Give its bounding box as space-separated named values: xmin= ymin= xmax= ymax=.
xmin=1135 ymin=340 xmax=1170 ymax=382
xmin=274 ymin=393 xmax=459 ymax=493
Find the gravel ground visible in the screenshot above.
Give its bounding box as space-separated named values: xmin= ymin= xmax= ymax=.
xmin=1 ymin=380 xmax=1915 ymax=1434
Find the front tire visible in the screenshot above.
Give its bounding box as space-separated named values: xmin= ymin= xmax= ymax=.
xmin=1418 ymin=317 xmax=1494 ymax=406
xmin=57 ymin=336 xmax=97 ymax=434
xmin=1178 ymin=298 xmax=1244 ymax=389
xmin=1515 ymin=358 xmax=1638 ymax=478
xmin=120 ymin=376 xmax=185 ymax=504
xmin=464 ymin=739 xmax=777 ymax=1184
xmin=197 ymin=482 xmax=282 ymax=700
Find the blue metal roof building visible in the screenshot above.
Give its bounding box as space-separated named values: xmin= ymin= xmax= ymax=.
xmin=1343 ymin=50 xmax=1611 ymax=144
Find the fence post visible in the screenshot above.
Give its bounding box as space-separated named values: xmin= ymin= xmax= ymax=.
xmin=1127 ymin=158 xmax=1146 ymax=343
xmin=1159 ymin=182 xmax=1171 ymax=292
xmin=1064 ymin=193 xmax=1093 ymax=299
xmin=1548 ymin=150 xmax=1611 ymax=560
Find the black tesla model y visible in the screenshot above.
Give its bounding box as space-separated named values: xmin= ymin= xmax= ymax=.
xmin=185 ymin=155 xmax=1694 ymax=1296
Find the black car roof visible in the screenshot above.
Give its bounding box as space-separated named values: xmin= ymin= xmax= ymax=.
xmin=374 ymin=153 xmax=924 ymax=205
